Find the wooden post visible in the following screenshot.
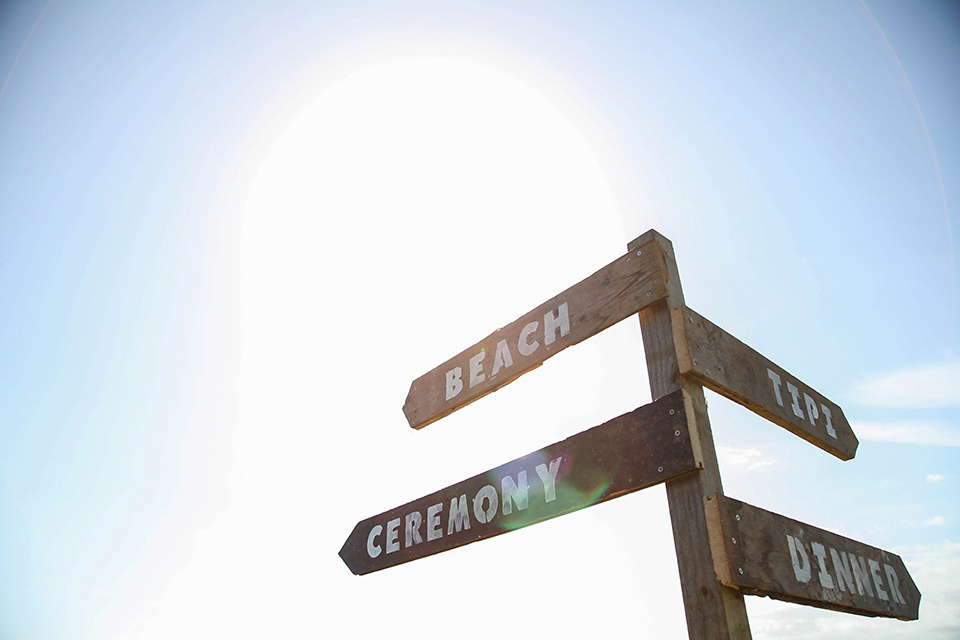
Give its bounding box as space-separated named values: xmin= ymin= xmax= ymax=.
xmin=630 ymin=231 xmax=752 ymax=639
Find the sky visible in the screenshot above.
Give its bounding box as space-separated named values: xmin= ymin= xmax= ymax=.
xmin=0 ymin=1 xmax=958 ymax=638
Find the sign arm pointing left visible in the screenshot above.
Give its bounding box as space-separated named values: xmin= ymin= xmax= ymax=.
xmin=402 ymin=240 xmax=669 ymax=429
xmin=340 ymin=390 xmax=697 ymax=575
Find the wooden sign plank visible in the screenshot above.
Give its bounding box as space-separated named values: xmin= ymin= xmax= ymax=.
xmin=705 ymin=494 xmax=921 ymax=621
xmin=340 ymin=390 xmax=698 ymax=575
xmin=672 ymin=305 xmax=858 ymax=460
xmin=402 ymin=241 xmax=668 ymax=429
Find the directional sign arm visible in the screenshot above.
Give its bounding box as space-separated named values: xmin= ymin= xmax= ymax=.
xmin=672 ymin=305 xmax=858 ymax=460
xmin=340 ymin=390 xmax=697 ymax=575
xmin=402 ymin=240 xmax=669 ymax=429
xmin=704 ymin=494 xmax=920 ymax=620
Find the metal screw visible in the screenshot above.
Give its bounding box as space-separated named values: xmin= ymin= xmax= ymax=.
xmin=739 ymin=568 xmax=744 ymax=575
xmin=735 ymin=514 xmax=741 ymax=521
xmin=658 ymin=466 xmax=664 ymax=473
xmin=636 ymin=250 xmax=642 ymax=256
xmin=674 ymin=430 xmax=681 ymax=437
xmin=732 ymin=537 xmax=737 ymax=545
xmin=626 ymin=257 xmax=630 ymax=262
xmin=645 ymin=291 xmax=651 ymax=297
xmin=669 ymin=409 xmax=675 ymax=415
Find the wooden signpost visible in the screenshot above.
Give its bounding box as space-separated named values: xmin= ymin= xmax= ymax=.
xmin=340 ymin=230 xmax=920 ymax=638
xmin=341 ymin=391 xmax=696 ymax=574
xmin=673 ymin=305 xmax=858 ymax=460
xmin=705 ymin=495 xmax=921 ymax=620
xmin=630 ymin=231 xmax=752 ymax=638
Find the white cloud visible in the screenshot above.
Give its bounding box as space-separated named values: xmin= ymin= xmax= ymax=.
xmin=853 ymin=420 xmax=960 ymax=447
xmin=924 ymin=516 xmax=947 ymax=526
xmin=717 ymin=446 xmax=776 ymax=472
xmin=848 ymin=361 xmax=960 ymax=408
xmin=927 ymin=474 xmax=946 ymax=484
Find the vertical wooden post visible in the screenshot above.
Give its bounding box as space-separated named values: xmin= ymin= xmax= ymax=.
xmin=630 ymin=231 xmax=752 ymax=640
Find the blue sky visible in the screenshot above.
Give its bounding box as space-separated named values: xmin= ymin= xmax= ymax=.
xmin=1 ymin=1 xmax=958 ymax=638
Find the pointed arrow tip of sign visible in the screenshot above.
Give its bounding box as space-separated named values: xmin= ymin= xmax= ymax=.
xmin=401 ymin=388 xmax=422 ymax=429
xmin=338 ymin=548 xmax=362 ymax=576
xmin=338 ymin=524 xmax=367 ymax=575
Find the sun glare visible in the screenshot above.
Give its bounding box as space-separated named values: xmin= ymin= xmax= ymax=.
xmin=150 ymin=52 xmax=633 ymax=636
xmin=238 ymin=53 xmax=626 ymax=393
xmin=242 ymin=56 xmax=620 ymax=250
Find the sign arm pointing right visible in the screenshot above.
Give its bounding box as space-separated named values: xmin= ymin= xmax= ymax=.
xmin=705 ymin=494 xmax=920 ymax=620
xmin=672 ymin=305 xmax=858 ymax=460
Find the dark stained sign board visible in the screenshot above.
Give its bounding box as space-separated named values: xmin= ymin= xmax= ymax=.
xmin=673 ymin=305 xmax=858 ymax=460
xmin=402 ymin=242 xmax=669 ymax=430
xmin=341 ymin=390 xmax=698 ymax=575
xmin=705 ymin=494 xmax=920 ymax=620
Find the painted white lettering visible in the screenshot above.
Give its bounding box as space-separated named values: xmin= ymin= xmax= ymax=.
xmin=768 ymin=372 xmax=840 ymax=438
xmin=850 ymin=554 xmax=874 ymax=597
xmin=787 ymin=535 xmax=811 ymax=583
xmin=518 ymin=321 xmax=539 ymax=356
xmin=426 ymin=503 xmax=443 ymax=541
xmin=804 ymin=393 xmax=820 ymax=428
xmin=386 ymin=518 xmax=401 ymax=554
xmin=501 ymin=471 xmax=530 ymax=515
xmin=535 ymin=457 xmax=563 ymax=503
xmin=445 ymin=367 xmax=463 ymax=400
xmin=786 ymin=382 xmax=805 ymax=419
xmin=884 ymin=564 xmax=907 ymax=605
xmin=473 ymin=485 xmax=499 ymax=524
xmin=366 ymin=524 xmax=383 ymax=559
xmin=543 ymin=302 xmax=570 ymax=346
xmin=869 ymin=559 xmax=889 ymax=601
xmin=767 ymin=368 xmax=784 ymax=406
xmin=405 ymin=512 xmax=423 ymax=548
xmin=448 ymin=494 xmax=471 ymax=535
xmin=469 ymin=352 xmax=485 ymax=388
xmin=811 ymin=542 xmax=835 ymax=589
xmin=492 ymin=339 xmax=514 ymax=376
xmin=821 ymin=404 xmax=837 ymax=438
xmin=831 ymin=548 xmax=854 ymax=594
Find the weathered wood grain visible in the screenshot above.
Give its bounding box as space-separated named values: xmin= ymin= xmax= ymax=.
xmin=402 ymin=240 xmax=668 ymax=429
xmin=341 ymin=390 xmax=696 ymax=575
xmin=673 ymin=305 xmax=858 ymax=460
xmin=631 ymin=231 xmax=753 ymax=640
xmin=705 ymin=495 xmax=920 ymax=620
